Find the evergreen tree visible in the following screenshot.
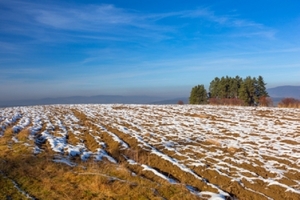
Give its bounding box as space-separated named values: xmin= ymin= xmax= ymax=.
xmin=256 ymin=75 xmax=269 ymax=98
xmin=209 ymin=77 xmax=220 ymax=98
xmin=193 ymin=75 xmax=268 ymax=106
xmin=239 ymin=76 xmax=256 ymax=106
xmin=229 ymin=76 xmax=242 ymax=98
xmin=219 ymin=76 xmax=230 ymax=98
xmin=189 ymin=85 xmax=207 ymax=104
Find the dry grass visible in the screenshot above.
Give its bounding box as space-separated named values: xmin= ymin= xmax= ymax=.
xmin=206 ymin=138 xmax=222 ymax=147
xmin=0 ymin=132 xmax=198 ymax=199
xmin=98 ymin=124 xmax=220 ymax=196
xmin=69 ymin=110 xmax=213 ymax=197
xmin=84 ymin=131 xmax=101 ymax=152
xmin=1 ymin=105 xmax=300 ymax=199
xmin=227 ymin=146 xmax=239 ymax=154
xmin=0 ymin=108 xmax=201 ymax=199
xmin=16 ymin=128 xmax=30 ymax=142
xmin=0 ymin=173 xmax=28 ymax=200
xmin=67 ymin=130 xmax=81 ymax=145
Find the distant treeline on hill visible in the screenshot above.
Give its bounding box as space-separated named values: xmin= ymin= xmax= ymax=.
xmin=189 ymin=75 xmax=271 ymax=106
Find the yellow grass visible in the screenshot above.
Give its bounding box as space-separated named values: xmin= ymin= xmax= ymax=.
xmin=2 ymin=105 xmax=299 ymax=199
xmin=206 ymin=138 xmax=221 ymax=147
xmin=0 ymin=108 xmax=200 ymax=199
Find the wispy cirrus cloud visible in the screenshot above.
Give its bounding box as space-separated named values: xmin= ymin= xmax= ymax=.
xmin=0 ymin=0 xmax=275 ymax=43
xmin=0 ymin=1 xmax=170 ymax=45
xmin=1 ymin=0 xmax=299 ymax=102
xmin=230 ymin=30 xmax=277 ymax=39
xmin=31 ymin=4 xmax=136 ymax=30
xmin=179 ymin=8 xmax=262 ymax=27
xmin=0 ymin=41 xmax=23 ymax=54
xmin=173 ymin=7 xmax=276 ymax=40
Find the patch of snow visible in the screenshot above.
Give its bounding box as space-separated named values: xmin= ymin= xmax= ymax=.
xmin=141 ymin=164 xmax=177 ymax=184
xmin=94 ymin=148 xmax=117 ymax=163
xmin=53 ymin=157 xmax=76 ymax=167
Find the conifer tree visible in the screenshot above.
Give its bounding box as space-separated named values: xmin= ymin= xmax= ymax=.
xmin=239 ymin=76 xmax=256 ymax=106
xmin=189 ymin=85 xmax=207 ymax=104
xmin=209 ymin=77 xmax=220 ymax=98
xmin=256 ymin=75 xmax=269 ymax=98
xmin=194 ymin=75 xmax=268 ymax=106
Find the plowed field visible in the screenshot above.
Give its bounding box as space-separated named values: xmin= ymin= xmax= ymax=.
xmin=0 ymin=104 xmax=299 ymax=199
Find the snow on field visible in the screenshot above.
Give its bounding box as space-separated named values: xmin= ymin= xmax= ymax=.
xmin=0 ymin=104 xmax=299 ymax=199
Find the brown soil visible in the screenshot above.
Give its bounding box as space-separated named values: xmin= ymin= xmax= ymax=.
xmin=1 ymin=105 xmax=300 ymax=199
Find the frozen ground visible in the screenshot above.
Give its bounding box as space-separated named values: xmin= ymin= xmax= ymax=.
xmin=0 ymin=104 xmax=299 ymax=199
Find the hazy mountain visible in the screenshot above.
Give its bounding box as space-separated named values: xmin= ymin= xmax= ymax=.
xmin=267 ymin=86 xmax=300 ymax=99
xmin=2 ymin=85 xmax=299 ymax=108
xmin=151 ymin=97 xmax=189 ymax=105
xmin=0 ymin=95 xmax=174 ymax=107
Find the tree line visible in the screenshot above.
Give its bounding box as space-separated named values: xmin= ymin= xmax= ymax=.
xmin=189 ymin=75 xmax=272 ymax=106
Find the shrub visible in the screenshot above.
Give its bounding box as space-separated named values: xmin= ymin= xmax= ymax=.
xmin=208 ymin=98 xmax=244 ymax=106
xmin=177 ymin=100 xmax=184 ymax=105
xmin=258 ymin=96 xmax=273 ymax=107
xmin=278 ymin=98 xmax=300 ymax=108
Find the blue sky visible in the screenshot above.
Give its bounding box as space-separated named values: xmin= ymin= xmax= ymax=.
xmin=0 ymin=0 xmax=299 ymax=101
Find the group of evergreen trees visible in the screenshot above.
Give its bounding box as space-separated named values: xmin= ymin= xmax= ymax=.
xmin=189 ymin=75 xmax=270 ymax=106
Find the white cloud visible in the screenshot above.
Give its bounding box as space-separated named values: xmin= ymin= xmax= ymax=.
xmin=31 ymin=4 xmax=136 ymax=30
xmin=1 ymin=1 xmax=295 ymax=101
xmin=0 ymin=1 xmax=275 ymax=43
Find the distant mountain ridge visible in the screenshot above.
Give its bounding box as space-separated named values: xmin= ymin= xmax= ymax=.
xmin=1 ymin=85 xmax=299 ymax=107
xmin=267 ymin=86 xmax=300 ymax=99
xmin=151 ymin=97 xmax=189 ymax=105
xmin=0 ymin=95 xmax=180 ymax=107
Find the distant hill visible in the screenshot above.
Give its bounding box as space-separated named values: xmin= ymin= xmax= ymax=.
xmin=0 ymin=95 xmax=174 ymax=107
xmin=150 ymin=97 xmax=189 ymax=105
xmin=267 ymin=86 xmax=300 ymax=99
xmin=2 ymin=85 xmax=299 ymax=108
